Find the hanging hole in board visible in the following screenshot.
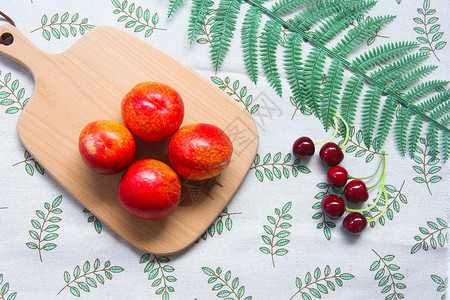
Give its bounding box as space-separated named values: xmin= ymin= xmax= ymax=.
xmin=0 ymin=32 xmax=14 ymax=46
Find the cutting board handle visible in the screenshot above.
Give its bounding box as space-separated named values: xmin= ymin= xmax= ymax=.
xmin=0 ymin=24 xmax=49 ymax=74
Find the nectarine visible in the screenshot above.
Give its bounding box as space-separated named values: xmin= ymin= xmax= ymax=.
xmin=168 ymin=123 xmax=233 ymax=181
xmin=78 ymin=120 xmax=136 ymax=175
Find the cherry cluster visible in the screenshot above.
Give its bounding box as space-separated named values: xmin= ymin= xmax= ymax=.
xmin=293 ymin=135 xmax=387 ymax=235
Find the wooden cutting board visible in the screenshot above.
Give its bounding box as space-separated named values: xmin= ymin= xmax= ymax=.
xmin=0 ymin=24 xmax=258 ymax=255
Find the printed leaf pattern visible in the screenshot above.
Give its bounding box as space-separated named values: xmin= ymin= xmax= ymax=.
xmin=12 ymin=150 xmax=45 ymax=176
xmin=0 ymin=273 xmax=17 ymax=300
xmin=411 ymin=217 xmax=449 ymax=254
xmin=431 ymin=274 xmax=447 ymax=300
xmin=290 ymin=266 xmax=354 ymax=300
xmin=259 ymin=201 xmax=292 ymax=267
xmin=370 ymin=250 xmax=406 ymax=299
xmin=180 ymin=0 xmax=450 ymax=161
xmin=251 ymin=152 xmax=310 ymax=182
xmin=338 ymin=126 xmax=383 ymax=163
xmin=202 ymin=266 xmax=252 ymax=300
xmin=413 ymin=0 xmax=447 ymax=61
xmin=211 ymin=76 xmax=259 ymax=114
xmin=140 ymin=254 xmax=176 ymax=299
xmin=58 ymin=259 xmax=124 ymax=297
xmin=31 ymin=12 xmax=94 ymax=40
xmin=112 ymin=0 xmax=165 ymax=37
xmin=26 ymin=195 xmax=62 ymax=262
xmin=0 ymin=71 xmax=29 ymax=114
xmin=362 ymin=181 xmax=407 ymax=227
xmin=312 ymin=182 xmax=344 ymax=240
xmin=82 ymin=208 xmax=103 ymax=234
xmin=202 ymin=207 xmax=241 ymax=240
xmin=411 ymin=136 xmax=442 ymax=194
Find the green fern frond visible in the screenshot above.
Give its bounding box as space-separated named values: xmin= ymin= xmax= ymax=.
xmin=321 ymin=59 xmax=344 ymax=130
xmin=361 ymin=85 xmax=383 ymax=148
xmin=404 ymin=80 xmax=449 ymax=105
xmin=340 ymin=75 xmax=364 ymax=131
xmin=388 ymin=65 xmax=438 ymax=92
xmin=375 ymin=95 xmax=397 ymax=149
xmin=427 ymin=123 xmax=439 ymax=158
xmin=333 ymin=15 xmax=395 ymax=56
xmin=303 ymin=47 xmax=326 ymax=117
xmin=290 ymin=0 xmax=361 ymax=32
xmin=168 ymin=0 xmax=185 ymax=17
xmin=429 ymin=99 xmax=450 ymax=121
xmin=443 ymin=129 xmax=450 ymax=162
xmin=419 ymin=90 xmax=450 ymax=113
xmin=261 ymin=19 xmax=283 ymax=96
xmin=371 ymin=52 xmax=430 ymax=85
xmin=351 ymin=41 xmax=418 ymax=71
xmin=284 ymin=33 xmax=304 ymax=107
xmin=188 ymin=0 xmax=214 ymax=43
xmin=408 ymin=115 xmax=424 ymax=157
xmin=242 ymin=6 xmax=262 ymax=84
xmin=314 ymin=0 xmax=377 ymax=45
xmin=210 ymin=0 xmax=242 ymax=71
xmin=394 ymin=107 xmax=411 ymax=155
xmin=271 ymin=0 xmax=313 ymax=16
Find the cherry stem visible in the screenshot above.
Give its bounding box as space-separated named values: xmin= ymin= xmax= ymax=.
xmin=367 ymin=153 xmax=386 ymax=190
xmin=314 ymin=116 xmax=338 ymax=146
xmin=313 ymin=113 xmax=349 ymax=148
xmin=349 ymin=151 xmax=385 ymax=181
xmin=366 ymin=187 xmax=389 ymax=223
xmin=346 ymin=172 xmax=386 ymax=214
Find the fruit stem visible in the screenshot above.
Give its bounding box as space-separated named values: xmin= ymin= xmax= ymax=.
xmin=367 ymin=152 xmax=386 ymax=190
xmin=346 ymin=172 xmax=386 ymax=214
xmin=314 ymin=116 xmax=338 ymax=146
xmin=334 ymin=113 xmax=349 ymax=148
xmin=349 ymin=151 xmax=385 ymax=181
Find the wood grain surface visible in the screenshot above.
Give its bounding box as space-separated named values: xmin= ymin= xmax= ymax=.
xmin=0 ymin=24 xmax=258 ymax=255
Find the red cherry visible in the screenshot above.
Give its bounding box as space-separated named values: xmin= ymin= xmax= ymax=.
xmin=319 ymin=142 xmax=344 ymax=166
xmin=344 ymin=180 xmax=369 ymax=203
xmin=321 ymin=194 xmax=346 ymax=218
xmin=343 ymin=212 xmax=367 ymax=234
xmin=327 ymin=166 xmax=348 ymax=188
xmin=293 ymin=137 xmax=315 ymax=157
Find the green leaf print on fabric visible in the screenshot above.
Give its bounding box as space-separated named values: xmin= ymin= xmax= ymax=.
xmin=202 ymin=266 xmax=252 ymax=300
xmin=31 ymin=13 xmax=94 ymax=40
xmin=362 ymin=181 xmax=407 ymax=227
xmin=338 ymin=126 xmax=383 ymax=163
xmin=431 ymin=274 xmax=447 ymax=300
xmin=0 ymin=71 xmax=29 ymax=114
xmin=82 ymin=208 xmax=103 ymax=234
xmin=0 ymin=273 xmax=17 ymax=300
xmin=26 ymin=195 xmax=62 ymax=262
xmin=202 ymin=207 xmax=241 ymax=240
xmin=413 ymin=0 xmax=447 ymax=61
xmin=140 ymin=254 xmax=176 ymax=299
xmin=58 ymin=259 xmax=124 ymax=297
xmin=112 ymin=0 xmax=166 ymax=38
xmin=251 ymin=152 xmax=310 ymax=182
xmin=411 ymin=217 xmax=449 ymax=254
xmin=411 ymin=136 xmax=442 ymax=194
xmin=259 ymin=201 xmax=292 ymax=267
xmin=290 ymin=266 xmax=354 ymax=300
xmin=211 ymin=76 xmax=259 ymax=114
xmin=370 ymin=250 xmax=406 ymax=300
xmin=12 ymin=150 xmax=45 ymax=176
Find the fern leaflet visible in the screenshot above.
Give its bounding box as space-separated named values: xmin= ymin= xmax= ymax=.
xmin=188 ymin=0 xmax=214 ymax=43
xmin=261 ymin=19 xmax=283 ymax=96
xmin=168 ymin=0 xmax=185 ymax=17
xmin=242 ymin=5 xmax=262 ymax=83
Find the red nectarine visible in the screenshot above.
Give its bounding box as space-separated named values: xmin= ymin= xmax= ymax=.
xmin=121 ymin=82 xmax=184 ymax=142
xmin=168 ymin=123 xmax=233 ymax=181
xmin=78 ymin=120 xmax=136 ymax=175
xmin=118 ymin=159 xmax=181 ymax=219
